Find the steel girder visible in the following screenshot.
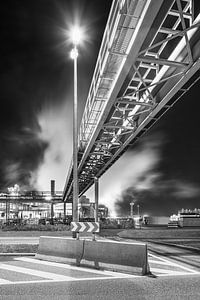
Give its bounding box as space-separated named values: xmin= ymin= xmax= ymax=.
xmin=63 ymin=0 xmax=200 ymax=202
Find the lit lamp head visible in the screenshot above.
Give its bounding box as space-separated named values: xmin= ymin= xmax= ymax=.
xmin=69 ymin=25 xmax=84 ymax=60
xmin=70 ymin=47 xmax=78 ymax=59
xmin=69 ymin=25 xmax=84 ymax=46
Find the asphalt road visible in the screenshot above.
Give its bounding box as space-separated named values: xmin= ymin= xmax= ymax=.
xmin=0 ymin=229 xmax=200 ymax=299
xmin=0 ymin=255 xmax=199 ymax=300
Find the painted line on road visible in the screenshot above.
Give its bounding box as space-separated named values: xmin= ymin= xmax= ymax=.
xmin=0 ymin=263 xmax=73 ymax=281
xmin=0 ymin=274 xmax=141 ymax=286
xmin=150 ymin=267 xmax=193 ymax=275
xmin=157 ymin=271 xmax=200 ymax=277
xmin=149 ymin=259 xmax=176 ymax=266
xmin=149 ymin=253 xmax=198 ymax=274
xmin=0 ymin=279 xmax=12 ymax=284
xmin=15 ymin=257 xmax=140 ymax=278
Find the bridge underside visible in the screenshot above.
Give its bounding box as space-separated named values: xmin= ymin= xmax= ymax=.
xmin=63 ymin=0 xmax=200 ymax=202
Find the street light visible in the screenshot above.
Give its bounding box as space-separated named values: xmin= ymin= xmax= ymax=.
xmin=69 ymin=26 xmax=84 ymax=46
xmin=69 ymin=25 xmax=84 ymax=223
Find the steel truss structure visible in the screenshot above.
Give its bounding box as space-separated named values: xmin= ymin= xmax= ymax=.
xmin=63 ymin=0 xmax=200 ymax=202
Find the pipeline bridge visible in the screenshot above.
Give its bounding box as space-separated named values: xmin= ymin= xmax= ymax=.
xmin=63 ymin=0 xmax=200 ymax=202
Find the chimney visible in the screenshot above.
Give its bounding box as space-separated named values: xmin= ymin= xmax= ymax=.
xmin=51 ymin=180 xmax=55 ymax=196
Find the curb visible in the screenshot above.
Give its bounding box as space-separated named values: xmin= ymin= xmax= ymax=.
xmin=0 ymin=253 xmax=35 ymax=256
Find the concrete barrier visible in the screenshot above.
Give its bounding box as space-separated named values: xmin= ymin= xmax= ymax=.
xmin=36 ymin=237 xmax=150 ymax=275
xmin=35 ymin=236 xmax=84 ymax=265
xmin=82 ymin=240 xmax=150 ymax=275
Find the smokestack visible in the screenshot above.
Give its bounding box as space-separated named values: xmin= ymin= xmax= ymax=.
xmin=51 ymin=180 xmax=55 ymax=196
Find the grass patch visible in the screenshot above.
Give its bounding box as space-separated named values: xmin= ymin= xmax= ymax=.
xmin=1 ymin=224 xmax=71 ymax=231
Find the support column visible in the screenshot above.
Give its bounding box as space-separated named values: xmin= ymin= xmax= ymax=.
xmin=94 ymin=177 xmax=99 ymax=222
xmin=5 ymin=200 xmax=8 ymax=223
xmin=63 ymin=202 xmax=66 ymax=222
xmin=50 ymin=180 xmax=55 ymax=225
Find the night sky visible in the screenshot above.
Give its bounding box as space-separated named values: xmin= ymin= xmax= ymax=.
xmin=1 ymin=0 xmax=200 ymax=216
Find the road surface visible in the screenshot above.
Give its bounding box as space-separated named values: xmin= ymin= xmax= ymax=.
xmin=0 ymin=231 xmax=200 ymax=299
xmin=0 ymin=244 xmax=200 ymax=299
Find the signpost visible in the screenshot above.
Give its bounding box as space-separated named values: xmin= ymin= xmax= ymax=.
xmin=71 ymin=222 xmax=100 ymax=233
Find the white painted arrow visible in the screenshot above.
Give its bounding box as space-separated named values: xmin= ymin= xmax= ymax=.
xmin=88 ymin=222 xmax=94 ymax=232
xmin=79 ymin=222 xmax=86 ymax=232
xmin=71 ymin=222 xmax=79 ymax=232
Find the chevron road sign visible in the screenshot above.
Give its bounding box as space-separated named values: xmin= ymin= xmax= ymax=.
xmin=71 ymin=222 xmax=100 ymax=233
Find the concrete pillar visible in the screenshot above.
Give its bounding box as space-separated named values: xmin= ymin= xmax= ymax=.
xmin=64 ymin=202 xmax=66 ymax=220
xmin=50 ymin=180 xmax=55 ymax=224
xmin=94 ymin=177 xmax=99 ymax=222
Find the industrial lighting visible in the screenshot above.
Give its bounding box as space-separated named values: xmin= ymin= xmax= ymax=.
xmin=70 ymin=47 xmax=78 ymax=60
xmin=69 ymin=24 xmax=84 ymax=227
xmin=69 ymin=25 xmax=84 ymax=46
xmin=45 ymin=196 xmax=52 ymax=201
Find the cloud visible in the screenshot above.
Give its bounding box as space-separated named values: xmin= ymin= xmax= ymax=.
xmin=115 ymin=176 xmax=200 ymax=217
xmin=33 ymin=100 xmax=73 ymax=191
xmin=3 ymin=162 xmax=21 ymax=184
xmin=171 ymin=180 xmax=200 ymax=198
xmin=85 ymin=133 xmax=163 ymax=213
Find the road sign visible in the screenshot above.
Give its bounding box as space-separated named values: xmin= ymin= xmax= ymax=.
xmin=71 ymin=222 xmax=100 ymax=233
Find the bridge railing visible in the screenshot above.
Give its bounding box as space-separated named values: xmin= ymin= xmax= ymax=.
xmin=79 ymin=0 xmax=126 ymax=146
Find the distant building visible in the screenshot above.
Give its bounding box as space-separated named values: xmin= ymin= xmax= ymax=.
xmin=143 ymin=215 xmax=169 ymax=226
xmin=98 ymin=204 xmax=109 ymax=218
xmin=0 ymin=192 xmax=109 ymax=222
xmin=79 ymin=195 xmax=95 ymax=219
xmin=169 ymin=208 xmax=200 ymax=227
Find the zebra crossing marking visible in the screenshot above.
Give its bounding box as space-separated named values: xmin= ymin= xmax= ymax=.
xmin=0 ymin=263 xmax=72 ymax=281
xmin=0 ymin=253 xmax=199 ymax=286
xmin=15 ymin=257 xmax=138 ymax=278
xmin=149 ymin=254 xmax=200 ymax=276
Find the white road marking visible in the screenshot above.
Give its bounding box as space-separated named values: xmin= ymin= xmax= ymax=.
xmin=148 ymin=259 xmax=176 ymax=266
xmin=0 ymin=251 xmax=198 ymax=285
xmin=157 ymin=272 xmax=200 ymax=277
xmin=0 ymin=263 xmax=73 ymax=281
xmin=150 ymin=268 xmax=191 ymax=275
xmin=0 ymin=279 xmax=12 ymax=284
xmin=149 ymin=253 xmax=198 ymax=274
xmin=0 ymin=274 xmax=139 ymax=286
xmin=15 ymin=257 xmax=139 ymax=278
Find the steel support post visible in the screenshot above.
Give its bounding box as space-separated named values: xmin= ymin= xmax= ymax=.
xmin=50 ymin=203 xmax=54 ymax=224
xmin=63 ymin=202 xmax=66 ymax=221
xmin=94 ymin=177 xmax=99 ymax=222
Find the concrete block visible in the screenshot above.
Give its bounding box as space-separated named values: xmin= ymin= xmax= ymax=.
xmin=35 ymin=237 xmax=150 ymax=275
xmin=82 ymin=240 xmax=149 ymax=275
xmin=35 ymin=236 xmax=84 ymax=265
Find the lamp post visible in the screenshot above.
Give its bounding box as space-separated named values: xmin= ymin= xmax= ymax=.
xmin=71 ymin=45 xmax=78 ymax=223
xmin=70 ymin=26 xmax=83 ymax=223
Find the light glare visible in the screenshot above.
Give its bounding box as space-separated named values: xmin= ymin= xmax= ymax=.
xmin=70 ymin=48 xmax=78 ymax=59
xmin=70 ymin=26 xmax=84 ymax=45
